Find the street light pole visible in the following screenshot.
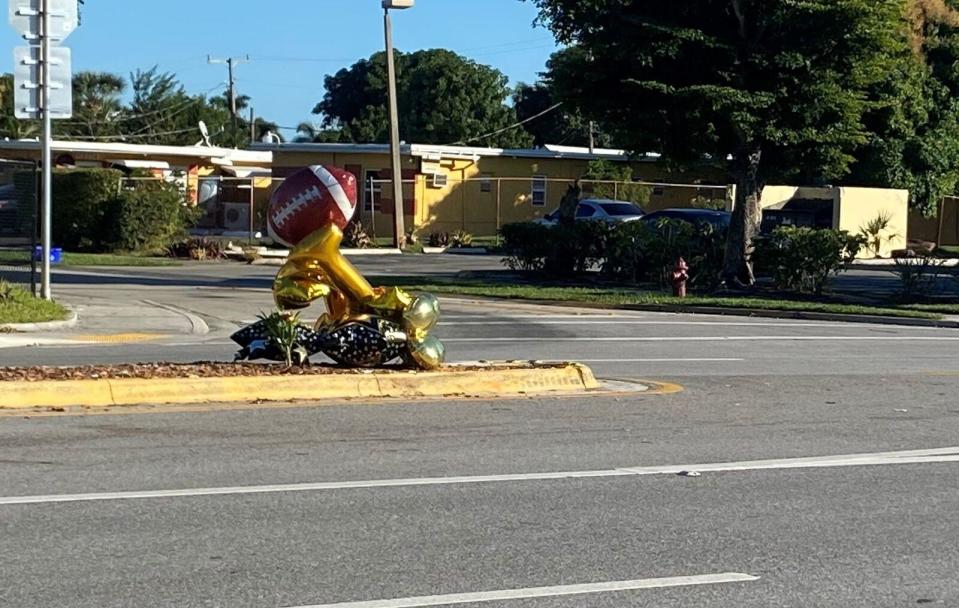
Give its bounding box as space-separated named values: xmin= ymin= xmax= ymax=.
xmin=383 ymin=0 xmax=412 ymax=249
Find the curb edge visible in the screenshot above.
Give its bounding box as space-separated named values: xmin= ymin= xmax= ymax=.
xmin=0 ymin=363 xmax=598 ymax=410
xmin=0 ymin=309 xmax=78 ymax=333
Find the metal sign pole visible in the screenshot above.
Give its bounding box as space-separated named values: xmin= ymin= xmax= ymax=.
xmin=39 ymin=0 xmax=51 ymax=300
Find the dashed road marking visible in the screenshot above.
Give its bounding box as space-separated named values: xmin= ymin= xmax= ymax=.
xmin=284 ymin=573 xmax=760 ymax=608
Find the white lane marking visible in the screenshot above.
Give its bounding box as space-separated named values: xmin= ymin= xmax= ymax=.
xmin=2 ymin=447 xmax=956 ymax=507
xmin=574 ymin=358 xmax=745 ymax=363
xmin=443 ymin=336 xmax=959 ymax=343
xmin=440 ymin=320 xmax=944 ymax=328
xmin=285 ymin=573 xmax=759 ymax=608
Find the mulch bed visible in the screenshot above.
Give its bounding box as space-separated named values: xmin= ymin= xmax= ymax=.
xmin=0 ymin=361 xmax=551 ymax=382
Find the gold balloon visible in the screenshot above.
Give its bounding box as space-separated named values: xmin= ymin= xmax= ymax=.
xmin=403 ymin=293 xmax=441 ymax=336
xmin=409 ymin=335 xmax=445 ymax=370
xmin=272 ymin=222 xmax=446 ymax=370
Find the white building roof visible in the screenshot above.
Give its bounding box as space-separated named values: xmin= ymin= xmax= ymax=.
xmin=249 ymin=141 xmax=661 ymax=163
xmin=0 ymin=139 xmax=272 ymax=166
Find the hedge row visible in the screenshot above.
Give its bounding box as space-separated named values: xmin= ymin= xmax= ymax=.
xmin=501 ymin=220 xmax=862 ymax=294
xmin=15 ymin=168 xmax=191 ymax=253
xmin=501 ymin=219 xmax=727 ymax=290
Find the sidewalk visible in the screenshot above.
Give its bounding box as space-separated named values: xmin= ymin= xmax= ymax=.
xmin=1 ymin=265 xmax=217 ymax=348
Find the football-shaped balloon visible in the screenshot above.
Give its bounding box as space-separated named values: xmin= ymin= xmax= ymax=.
xmin=268 ymin=166 xmax=358 ymax=247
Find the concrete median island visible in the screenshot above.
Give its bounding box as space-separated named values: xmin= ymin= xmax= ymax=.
xmin=0 ymin=361 xmax=599 ymax=410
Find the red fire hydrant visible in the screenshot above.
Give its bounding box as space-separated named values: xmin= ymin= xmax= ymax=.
xmin=671 ymin=257 xmax=689 ymax=298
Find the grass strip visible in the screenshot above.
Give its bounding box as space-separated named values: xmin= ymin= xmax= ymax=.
xmin=0 ymin=284 xmax=69 ymax=324
xmin=388 ymin=279 xmax=944 ymax=320
xmin=0 ymin=251 xmax=179 ymax=267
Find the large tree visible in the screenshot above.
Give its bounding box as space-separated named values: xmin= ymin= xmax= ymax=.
xmin=847 ymin=0 xmax=959 ymax=216
xmin=64 ymin=71 xmax=126 ymax=138
xmin=529 ymin=0 xmax=903 ymax=286
xmin=513 ymin=79 xmax=610 ymax=148
xmin=314 ymin=49 xmax=533 ymax=148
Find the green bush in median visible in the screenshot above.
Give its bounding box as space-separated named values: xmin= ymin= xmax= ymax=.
xmin=500 ymin=221 xmax=610 ymax=276
xmin=753 ymin=227 xmax=864 ymax=295
xmin=603 ymin=218 xmax=726 ymax=290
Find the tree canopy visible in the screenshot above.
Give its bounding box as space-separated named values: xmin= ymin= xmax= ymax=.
xmin=846 ymin=0 xmax=959 ymax=215
xmin=513 ymin=76 xmax=611 ymax=149
xmin=0 ymin=67 xmax=280 ymax=148
xmin=529 ymin=0 xmax=906 ymax=285
xmin=313 ymin=49 xmax=533 ymax=148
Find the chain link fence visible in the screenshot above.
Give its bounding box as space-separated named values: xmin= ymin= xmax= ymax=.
xmin=177 ymin=173 xmax=730 ymax=243
xmin=0 ymin=160 xmax=40 ymax=293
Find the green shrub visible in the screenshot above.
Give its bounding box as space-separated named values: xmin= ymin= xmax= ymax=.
xmin=753 ymin=227 xmax=863 ymax=295
xmin=890 ymin=255 xmax=945 ymax=299
xmin=603 ymin=218 xmax=726 ymax=289
xmin=545 ymin=220 xmax=610 ymax=276
xmin=343 ymin=221 xmax=375 ymax=249
xmin=500 ymin=222 xmax=553 ymax=272
xmin=603 ymin=221 xmax=655 ymax=283
xmin=500 ymin=221 xmax=610 ymax=276
xmin=428 ymin=231 xmax=451 ymax=248
xmin=51 ymin=168 xmax=125 ymax=250
xmin=108 ymin=180 xmax=191 ymax=253
xmin=168 ymin=237 xmax=226 ymax=260
xmin=449 ymin=230 xmax=473 ymax=248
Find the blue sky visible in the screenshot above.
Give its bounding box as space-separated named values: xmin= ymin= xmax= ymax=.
xmin=2 ymin=0 xmax=559 ymax=134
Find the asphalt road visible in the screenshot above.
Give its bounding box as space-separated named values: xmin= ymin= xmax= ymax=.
xmin=1 ymin=260 xmax=959 ymax=607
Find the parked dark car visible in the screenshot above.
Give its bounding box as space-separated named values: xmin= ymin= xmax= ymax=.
xmin=640 ymin=208 xmax=731 ymax=231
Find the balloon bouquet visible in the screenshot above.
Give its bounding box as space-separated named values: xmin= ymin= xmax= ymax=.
xmin=230 ymin=166 xmax=445 ymax=370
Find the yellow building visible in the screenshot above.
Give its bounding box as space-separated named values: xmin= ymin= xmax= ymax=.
xmin=253 ymin=142 xmax=729 ymax=238
xmin=756 ymin=186 xmax=909 ymax=258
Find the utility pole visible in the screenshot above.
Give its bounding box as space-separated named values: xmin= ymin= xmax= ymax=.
xmin=207 ymin=54 xmax=250 ymax=147
xmin=588 ymin=120 xmax=596 ymax=154
xmin=249 ymin=106 xmax=255 ymax=143
xmin=383 ymin=0 xmax=413 ymax=249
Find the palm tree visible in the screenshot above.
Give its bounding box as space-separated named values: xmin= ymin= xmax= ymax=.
xmin=68 ymin=71 xmax=126 ymax=138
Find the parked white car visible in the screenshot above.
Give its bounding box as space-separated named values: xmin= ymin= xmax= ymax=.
xmin=535 ymin=198 xmax=645 ymax=225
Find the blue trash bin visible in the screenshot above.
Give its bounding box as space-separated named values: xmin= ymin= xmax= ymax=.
xmin=33 ymin=246 xmax=62 ymax=264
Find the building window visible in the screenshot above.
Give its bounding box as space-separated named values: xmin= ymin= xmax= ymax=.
xmin=531 ymin=175 xmax=547 ymax=206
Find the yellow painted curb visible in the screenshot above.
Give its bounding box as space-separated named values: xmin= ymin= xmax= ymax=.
xmin=0 ymin=363 xmax=599 ymax=410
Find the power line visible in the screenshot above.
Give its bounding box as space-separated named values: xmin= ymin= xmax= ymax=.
xmin=255 ymin=55 xmax=357 ymax=64
xmin=57 ymin=81 xmax=226 ymax=126
xmin=449 ymin=102 xmax=563 ymax=146
xmin=67 ymin=126 xmax=204 ymax=141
